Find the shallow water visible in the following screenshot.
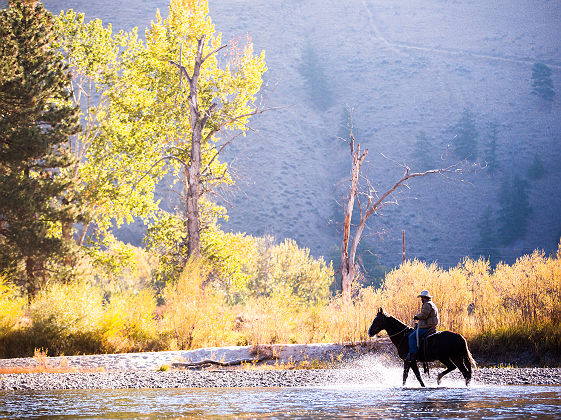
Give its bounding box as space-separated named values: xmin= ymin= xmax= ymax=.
xmin=1 ymin=384 xmax=560 ymax=419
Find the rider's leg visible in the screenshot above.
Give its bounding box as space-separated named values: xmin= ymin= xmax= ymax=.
xmin=407 ymin=331 xmax=417 ymax=361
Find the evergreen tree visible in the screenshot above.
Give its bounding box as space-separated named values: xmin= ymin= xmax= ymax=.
xmin=299 ymin=41 xmax=334 ymax=111
xmin=472 ymin=205 xmax=501 ymax=266
xmin=0 ymin=1 xmax=79 ymax=297
xmin=413 ymin=130 xmax=435 ymax=169
xmin=527 ymin=152 xmax=545 ymax=181
xmin=531 ymin=63 xmax=555 ymax=103
xmin=498 ymin=175 xmax=532 ymax=245
xmin=451 ymin=109 xmax=478 ymax=161
xmin=484 ymin=122 xmax=499 ymax=176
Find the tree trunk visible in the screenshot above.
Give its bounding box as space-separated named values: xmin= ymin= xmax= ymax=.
xmin=340 ymin=134 xmax=367 ymax=300
xmin=25 ymin=257 xmax=36 ymax=301
xmin=186 ymin=121 xmax=202 ymax=258
xmin=341 ymin=262 xmax=357 ymax=299
xmin=183 ymin=37 xmax=206 ymax=258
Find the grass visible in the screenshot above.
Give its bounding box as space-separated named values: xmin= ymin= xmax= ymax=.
xmin=0 ymin=348 xmax=105 ymax=374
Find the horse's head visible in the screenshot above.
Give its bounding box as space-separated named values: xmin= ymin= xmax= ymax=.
xmin=368 ymin=307 xmax=388 ymax=337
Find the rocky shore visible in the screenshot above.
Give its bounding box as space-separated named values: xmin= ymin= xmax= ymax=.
xmin=1 ymin=342 xmax=560 ymax=390
xmin=1 ymin=367 xmax=561 ymax=391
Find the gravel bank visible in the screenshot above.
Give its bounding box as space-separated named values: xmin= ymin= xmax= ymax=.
xmin=1 ymin=367 xmax=560 ymax=391
xmin=1 ymin=343 xmax=560 ymax=390
xmin=1 ymin=366 xmax=560 ymax=390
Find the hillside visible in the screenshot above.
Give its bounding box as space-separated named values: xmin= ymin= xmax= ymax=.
xmin=42 ymin=0 xmax=561 ymax=272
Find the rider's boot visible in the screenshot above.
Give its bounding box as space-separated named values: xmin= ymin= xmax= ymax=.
xmin=406 ymin=352 xmax=417 ymax=362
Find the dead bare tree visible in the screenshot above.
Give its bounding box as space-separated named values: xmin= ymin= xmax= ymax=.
xmin=339 ymin=125 xmax=464 ymax=300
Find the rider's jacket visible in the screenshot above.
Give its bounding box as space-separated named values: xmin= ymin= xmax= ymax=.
xmin=415 ymin=300 xmax=439 ymax=329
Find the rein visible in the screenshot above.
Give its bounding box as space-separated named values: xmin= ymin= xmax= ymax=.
xmin=386 ymin=318 xmax=416 ymax=338
xmin=387 ymin=325 xmax=410 ymax=338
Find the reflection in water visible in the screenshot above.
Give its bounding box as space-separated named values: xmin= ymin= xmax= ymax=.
xmin=1 ymin=385 xmax=561 ymax=419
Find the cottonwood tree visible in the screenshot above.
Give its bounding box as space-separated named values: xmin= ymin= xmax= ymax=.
xmin=339 ymin=122 xmax=464 ymax=299
xmin=0 ymin=1 xmax=80 ymax=296
xmin=54 ymin=12 xmax=164 ymax=276
xmin=132 ymin=0 xmax=266 ymax=274
xmin=54 ymin=1 xmax=267 ymax=280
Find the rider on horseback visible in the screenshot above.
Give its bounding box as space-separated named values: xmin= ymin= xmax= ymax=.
xmin=407 ymin=290 xmax=439 ymax=362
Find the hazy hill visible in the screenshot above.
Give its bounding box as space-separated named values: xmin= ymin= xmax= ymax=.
xmin=42 ymin=0 xmax=561 ymax=272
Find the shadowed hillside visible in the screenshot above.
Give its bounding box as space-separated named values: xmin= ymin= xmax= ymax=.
xmin=42 ymin=0 xmax=561 ymax=272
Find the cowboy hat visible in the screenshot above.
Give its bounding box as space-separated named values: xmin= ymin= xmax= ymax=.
xmin=417 ymin=290 xmax=432 ymax=298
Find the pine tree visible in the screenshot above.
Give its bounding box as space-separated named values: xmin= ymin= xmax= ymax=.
xmin=527 ymin=152 xmax=545 ymax=181
xmin=498 ymin=175 xmax=532 ymax=245
xmin=472 ymin=205 xmax=501 ymax=266
xmin=0 ymin=1 xmax=79 ymax=297
xmin=484 ymin=122 xmax=499 ymax=176
xmin=451 ymin=109 xmax=478 ymax=161
xmin=531 ymin=63 xmax=555 ymax=103
xmin=413 ymin=130 xmax=435 ymax=169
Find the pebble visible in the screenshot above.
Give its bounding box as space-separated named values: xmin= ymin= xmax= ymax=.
xmin=0 ymin=347 xmax=560 ymax=390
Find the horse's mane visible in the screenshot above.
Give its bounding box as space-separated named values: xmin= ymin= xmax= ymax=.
xmin=388 ymin=315 xmax=407 ymax=327
xmin=386 ymin=315 xmax=412 ymax=333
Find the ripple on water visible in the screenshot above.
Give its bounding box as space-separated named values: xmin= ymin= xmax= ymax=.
xmin=1 ymin=383 xmax=560 ymax=419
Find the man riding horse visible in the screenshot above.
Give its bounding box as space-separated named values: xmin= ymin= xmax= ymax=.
xmin=407 ymin=290 xmax=439 ymax=362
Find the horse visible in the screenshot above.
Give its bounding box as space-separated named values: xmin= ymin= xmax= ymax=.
xmin=368 ymin=308 xmax=476 ymax=387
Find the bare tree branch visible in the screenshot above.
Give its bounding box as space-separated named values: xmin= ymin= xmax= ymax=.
xmin=339 ymin=118 xmax=466 ymax=299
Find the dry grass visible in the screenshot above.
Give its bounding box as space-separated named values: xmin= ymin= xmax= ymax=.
xmin=0 ymin=244 xmax=559 ymax=359
xmin=0 ymin=348 xmax=104 ymax=374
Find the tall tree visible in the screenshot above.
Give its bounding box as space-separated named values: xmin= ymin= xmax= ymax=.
xmin=54 ymin=11 xmax=164 ymax=276
xmin=131 ymin=0 xmax=266 ymax=269
xmin=0 ymin=1 xmax=80 ymax=296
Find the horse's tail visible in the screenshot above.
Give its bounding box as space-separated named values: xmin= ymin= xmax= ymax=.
xmin=464 ymin=340 xmax=477 ymax=376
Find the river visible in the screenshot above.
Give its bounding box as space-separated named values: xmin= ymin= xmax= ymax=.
xmin=1 ymin=384 xmax=560 ymax=419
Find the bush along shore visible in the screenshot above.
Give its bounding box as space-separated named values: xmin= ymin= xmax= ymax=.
xmin=2 ymin=246 xmax=561 ymax=364
xmin=0 ymin=342 xmax=560 ymax=390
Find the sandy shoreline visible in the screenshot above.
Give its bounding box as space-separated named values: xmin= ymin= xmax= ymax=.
xmin=1 ymin=342 xmax=560 ymax=390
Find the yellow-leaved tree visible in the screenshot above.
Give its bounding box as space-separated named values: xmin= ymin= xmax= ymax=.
xmin=121 ymin=0 xmax=267 ymax=280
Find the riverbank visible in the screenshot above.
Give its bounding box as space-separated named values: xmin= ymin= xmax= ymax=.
xmin=1 ymin=342 xmax=560 ymax=390
xmin=1 ymin=367 xmax=560 ymax=390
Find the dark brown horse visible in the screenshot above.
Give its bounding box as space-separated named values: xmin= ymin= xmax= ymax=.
xmin=368 ymin=308 xmax=476 ymax=387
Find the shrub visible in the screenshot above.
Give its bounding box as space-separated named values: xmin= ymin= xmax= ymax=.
xmin=102 ymin=289 xmax=165 ymax=352
xmin=0 ymin=276 xmax=24 ymax=335
xmin=162 ymin=257 xmax=237 ymax=349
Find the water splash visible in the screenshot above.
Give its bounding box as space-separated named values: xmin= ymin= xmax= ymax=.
xmin=325 ymin=354 xmax=477 ymax=389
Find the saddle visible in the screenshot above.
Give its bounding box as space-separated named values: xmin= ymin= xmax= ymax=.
xmin=417 ymin=327 xmax=439 ymax=363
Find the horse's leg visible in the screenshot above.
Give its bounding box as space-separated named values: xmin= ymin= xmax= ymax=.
xmin=437 ymin=358 xmax=456 ymax=386
xmin=452 ymin=356 xmax=471 ymax=386
xmin=410 ymin=362 xmax=425 ymax=387
xmin=402 ymin=360 xmax=411 ymax=386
